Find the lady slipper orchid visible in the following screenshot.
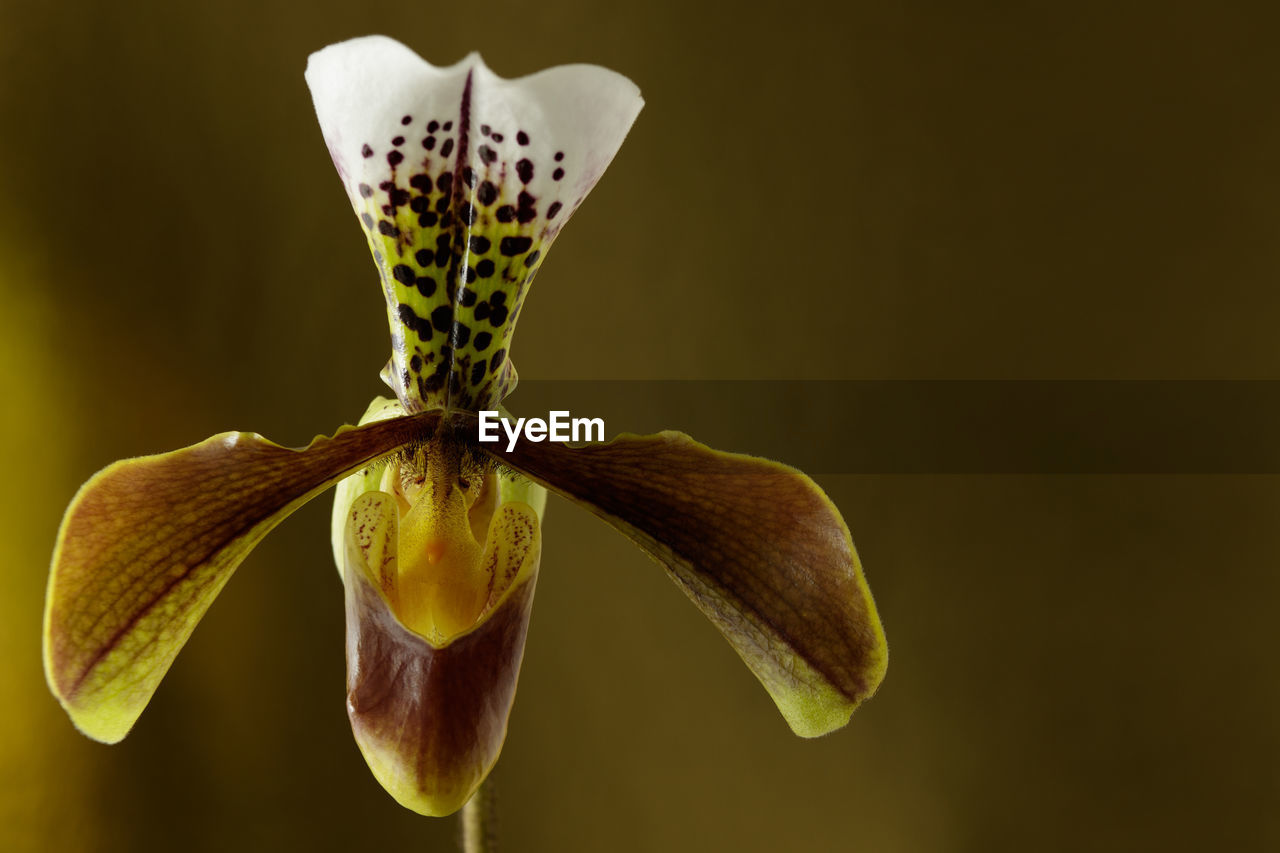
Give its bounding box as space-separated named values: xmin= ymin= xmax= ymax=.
xmin=42 ymin=35 xmax=888 ymax=819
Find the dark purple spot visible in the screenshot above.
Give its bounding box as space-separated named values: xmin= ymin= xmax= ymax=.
xmin=517 ymin=131 xmax=529 ymax=146
xmin=478 ymin=144 xmax=497 ymax=165
xmin=453 ymin=323 xmax=472 ymax=347
xmin=387 ymin=151 xmax=404 ymax=167
xmin=362 ymin=144 xmax=374 ymax=158
xmin=477 ymin=259 xmax=495 ymax=278
xmin=525 ymin=250 xmax=540 ymax=267
xmin=500 ymin=236 xmax=533 ymax=257
xmin=495 ymin=205 xmax=515 ymax=223
xmin=431 ymin=305 xmax=453 ymax=333
xmin=516 ymin=159 xmax=534 ymax=183
xmin=460 ymin=289 xmax=478 ymax=308
xmin=477 ymin=181 xmax=498 ymax=205
xmin=443 ymin=121 xmax=453 ymax=131
xmin=471 ymin=361 xmax=487 ymax=385
xmin=419 ymin=212 xmax=438 ymax=227
xmin=547 ymin=201 xmax=563 ymax=219
xmin=423 ymin=136 xmax=436 ymax=150
xmin=416 ymin=276 xmax=437 ymax=297
xmin=474 ymin=301 xmax=490 ymax=320
xmin=488 ymin=304 xmax=509 ymax=327
xmin=398 ymin=304 xmax=432 ymax=339
xmin=409 ymin=174 xmax=433 ymax=192
xmin=410 ymin=196 xmax=430 ymax=214
xmin=464 ymin=265 xmax=477 ymax=284
xmin=401 ymin=115 xmax=413 ymax=126
xmin=554 ymin=151 xmax=564 ymax=161
xmin=480 ymin=124 xmax=491 ymax=137
xmin=428 ymin=120 xmax=440 ymax=132
xmin=360 ymin=212 xmax=374 ymax=227
xmin=441 ymin=138 xmax=455 ymax=158
xmin=378 ymin=220 xmax=399 ymax=237
xmin=358 ymin=183 xmax=374 ymax=198
xmin=516 ymin=196 xmax=537 ymax=223
xmin=415 ymin=249 xmax=434 ymax=267
xmin=469 ymin=236 xmax=491 ymax=254
xmin=474 ymin=331 xmax=492 ymax=350
xmin=423 ymin=366 xmax=446 ymax=394
xmin=552 ymin=167 xmax=564 ymax=181
xmin=462 ymin=167 xmax=477 ymax=188
xmin=392 ymin=135 xmax=405 ymax=146
xmin=392 ymin=264 xmax=416 ymax=285
xmin=491 ymin=235 xmax=527 ymax=256
xmin=490 ymin=292 xmax=506 ymax=307
xmin=459 ymin=202 xmax=476 ymax=225
xmin=410 ymin=354 xmax=423 ymax=372
xmin=491 ymin=347 xmax=506 ymax=369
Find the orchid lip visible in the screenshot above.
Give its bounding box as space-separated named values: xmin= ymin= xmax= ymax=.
xmin=339 ymin=421 xmax=543 ymax=815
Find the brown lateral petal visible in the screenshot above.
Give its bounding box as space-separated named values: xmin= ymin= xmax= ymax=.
xmin=44 ymin=410 xmax=441 ymax=744
xmin=472 ymin=423 xmax=888 ymax=737
xmin=343 ymin=501 xmax=540 ymax=816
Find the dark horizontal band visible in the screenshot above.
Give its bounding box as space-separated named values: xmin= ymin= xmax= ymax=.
xmin=500 ymin=380 xmax=1280 ymax=474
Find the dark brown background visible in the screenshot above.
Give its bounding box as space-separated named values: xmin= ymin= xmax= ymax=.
xmin=3 ymin=1 xmax=1279 ymax=850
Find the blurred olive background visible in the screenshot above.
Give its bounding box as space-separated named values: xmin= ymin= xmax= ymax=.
xmin=4 ymin=1 xmax=1280 ymax=850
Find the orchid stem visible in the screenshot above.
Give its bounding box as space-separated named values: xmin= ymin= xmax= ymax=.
xmin=460 ymin=779 xmax=496 ymax=853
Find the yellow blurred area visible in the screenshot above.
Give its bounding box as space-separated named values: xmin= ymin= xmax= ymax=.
xmin=0 ymin=227 xmax=95 ymax=850
xmin=4 ymin=1 xmax=1280 ymax=851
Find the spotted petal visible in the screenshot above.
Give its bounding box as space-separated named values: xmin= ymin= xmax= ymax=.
xmin=306 ymin=36 xmax=643 ymax=412
xmin=472 ymin=424 xmax=888 ymax=737
xmin=43 ymin=411 xmax=440 ymax=743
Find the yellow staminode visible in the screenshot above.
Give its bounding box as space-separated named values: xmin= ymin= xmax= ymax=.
xmin=335 ymin=398 xmax=544 ymax=647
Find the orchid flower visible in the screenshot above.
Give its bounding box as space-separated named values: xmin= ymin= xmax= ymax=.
xmin=42 ymin=36 xmax=888 ymax=819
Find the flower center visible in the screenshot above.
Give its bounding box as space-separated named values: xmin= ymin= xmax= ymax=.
xmin=383 ymin=432 xmax=500 ymax=642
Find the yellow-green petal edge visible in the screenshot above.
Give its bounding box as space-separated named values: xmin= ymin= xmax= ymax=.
xmin=44 ymin=412 xmax=440 ymax=743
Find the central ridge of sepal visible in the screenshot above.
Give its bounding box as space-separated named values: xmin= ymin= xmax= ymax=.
xmin=333 ymin=399 xmax=546 ymax=816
